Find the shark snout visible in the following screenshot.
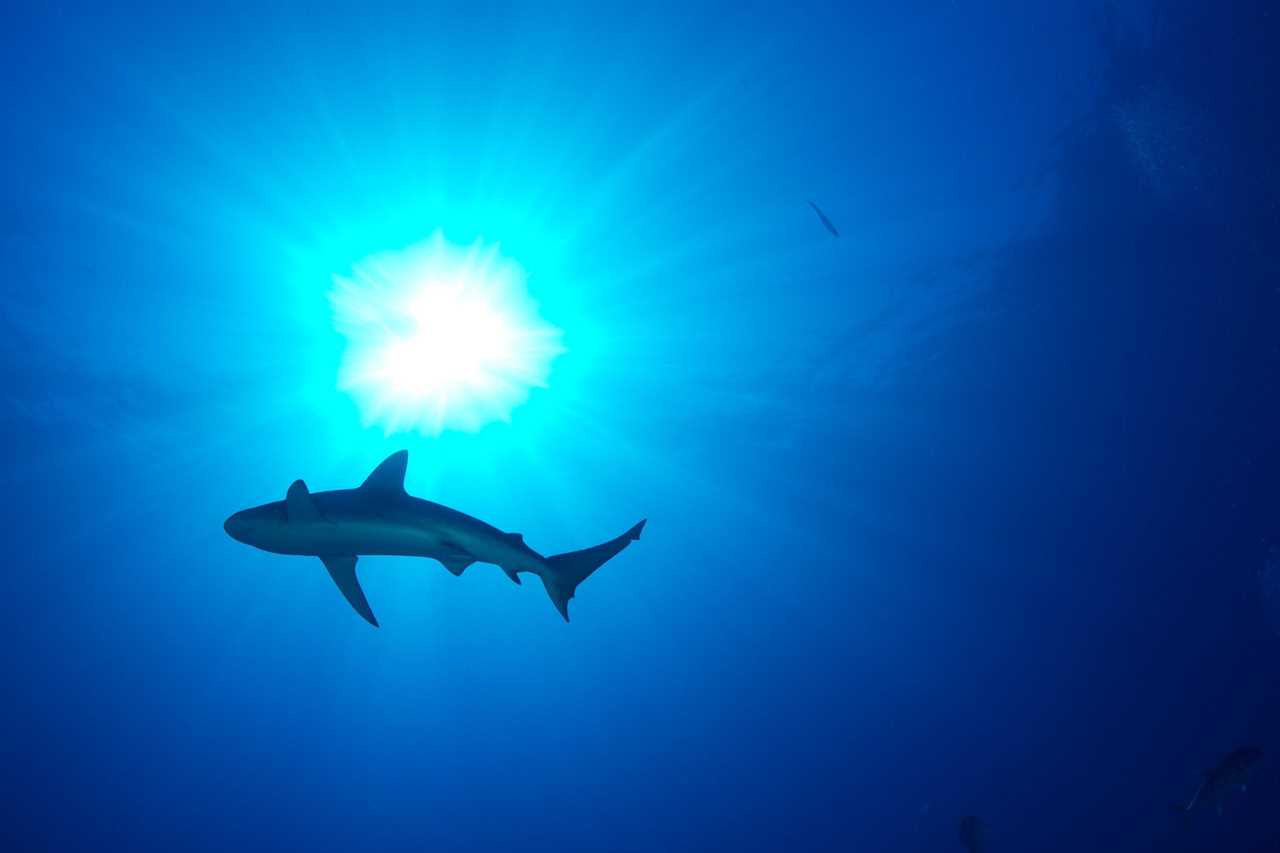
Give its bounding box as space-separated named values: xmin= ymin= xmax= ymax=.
xmin=223 ymin=512 xmax=247 ymax=543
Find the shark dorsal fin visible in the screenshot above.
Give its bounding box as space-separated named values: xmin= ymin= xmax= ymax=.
xmin=286 ymin=479 xmax=324 ymax=522
xmin=361 ymin=450 xmax=408 ymax=494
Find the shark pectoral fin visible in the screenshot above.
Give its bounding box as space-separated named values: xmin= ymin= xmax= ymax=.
xmin=502 ymin=567 xmax=522 ymax=586
xmin=286 ymin=480 xmax=329 ymax=524
xmin=320 ymin=555 xmax=378 ymax=627
xmin=439 ymin=557 xmax=473 ymax=577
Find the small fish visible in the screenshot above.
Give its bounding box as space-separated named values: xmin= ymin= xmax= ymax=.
xmin=958 ymin=815 xmax=985 ymax=853
xmin=807 ymin=200 xmax=840 ymax=237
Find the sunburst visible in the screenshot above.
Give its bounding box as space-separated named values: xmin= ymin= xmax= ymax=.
xmin=329 ymin=231 xmax=565 ymax=434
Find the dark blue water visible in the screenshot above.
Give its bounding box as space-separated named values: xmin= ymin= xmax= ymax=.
xmin=3 ymin=2 xmax=1279 ymax=850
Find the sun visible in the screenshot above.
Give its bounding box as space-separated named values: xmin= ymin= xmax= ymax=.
xmin=329 ymin=232 xmax=564 ymax=434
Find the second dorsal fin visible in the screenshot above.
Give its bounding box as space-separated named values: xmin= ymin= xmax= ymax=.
xmin=361 ymin=450 xmax=408 ymax=494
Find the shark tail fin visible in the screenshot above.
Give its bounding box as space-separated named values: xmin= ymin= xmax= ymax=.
xmin=540 ymin=520 xmax=645 ymax=622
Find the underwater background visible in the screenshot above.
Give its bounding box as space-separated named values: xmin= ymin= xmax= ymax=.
xmin=2 ymin=1 xmax=1279 ymax=850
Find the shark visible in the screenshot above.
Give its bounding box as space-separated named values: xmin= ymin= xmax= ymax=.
xmin=223 ymin=450 xmax=646 ymax=626
xmin=1172 ymin=746 xmax=1264 ymax=818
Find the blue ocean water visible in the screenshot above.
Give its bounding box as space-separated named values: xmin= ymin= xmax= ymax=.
xmin=2 ymin=2 xmax=1278 ymax=850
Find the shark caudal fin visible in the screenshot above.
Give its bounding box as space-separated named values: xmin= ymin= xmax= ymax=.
xmin=540 ymin=520 xmax=646 ymax=622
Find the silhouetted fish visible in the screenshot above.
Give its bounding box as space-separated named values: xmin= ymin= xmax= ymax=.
xmin=958 ymin=815 xmax=985 ymax=852
xmin=807 ymin=200 xmax=839 ymax=237
xmin=1172 ymin=746 xmax=1263 ymax=818
xmin=224 ymin=450 xmax=646 ymax=626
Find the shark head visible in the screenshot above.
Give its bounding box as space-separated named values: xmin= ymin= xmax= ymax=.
xmin=223 ymin=501 xmax=286 ymax=549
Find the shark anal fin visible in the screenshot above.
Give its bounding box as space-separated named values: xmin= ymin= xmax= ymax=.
xmin=320 ymin=555 xmax=378 ymax=627
xmin=502 ymin=567 xmax=522 ymax=585
xmin=440 ymin=556 xmax=473 ymax=577
xmin=286 ymin=480 xmax=327 ymax=523
xmin=361 ymin=450 xmax=408 ymax=494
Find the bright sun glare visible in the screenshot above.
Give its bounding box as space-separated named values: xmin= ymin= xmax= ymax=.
xmin=329 ymin=232 xmax=564 ymax=434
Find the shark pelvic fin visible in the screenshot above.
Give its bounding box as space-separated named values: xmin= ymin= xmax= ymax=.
xmin=285 ymin=480 xmax=327 ymax=523
xmin=440 ymin=557 xmax=473 ymax=577
xmin=320 ymin=555 xmax=378 ymax=627
xmin=361 ymin=450 xmax=408 ymax=495
xmin=502 ymin=567 xmax=522 ymax=585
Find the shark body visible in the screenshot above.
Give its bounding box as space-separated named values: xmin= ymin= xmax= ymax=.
xmin=223 ymin=450 xmax=645 ymax=626
xmin=1173 ymin=746 xmax=1263 ymax=818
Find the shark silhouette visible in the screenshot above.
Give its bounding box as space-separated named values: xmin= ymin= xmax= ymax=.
xmin=1173 ymin=746 xmax=1263 ymax=818
xmin=958 ymin=816 xmax=985 ymax=853
xmin=224 ymin=450 xmax=645 ymax=626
